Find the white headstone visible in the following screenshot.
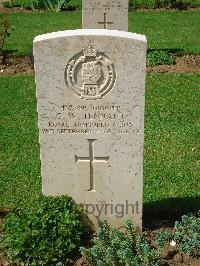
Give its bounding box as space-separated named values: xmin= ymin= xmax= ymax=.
xmin=82 ymin=0 xmax=128 ymax=31
xmin=34 ymin=29 xmax=147 ymax=229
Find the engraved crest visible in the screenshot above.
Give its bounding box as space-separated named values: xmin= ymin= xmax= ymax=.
xmin=65 ymin=42 xmax=116 ymax=100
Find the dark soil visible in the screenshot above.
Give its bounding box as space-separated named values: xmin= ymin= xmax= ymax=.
xmin=146 ymin=228 xmax=200 ymax=266
xmin=0 ymin=55 xmax=34 ymax=75
xmin=147 ymin=55 xmax=200 ymax=73
xmin=0 ymin=55 xmax=199 ymax=76
xmin=0 ymin=6 xmax=43 ymax=13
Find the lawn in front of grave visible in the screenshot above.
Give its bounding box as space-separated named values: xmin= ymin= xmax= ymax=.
xmin=144 ymin=73 xmax=200 ymax=214
xmin=0 ymin=73 xmax=199 ymax=214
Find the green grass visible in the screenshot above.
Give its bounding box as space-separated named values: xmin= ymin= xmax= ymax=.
xmin=4 ymin=12 xmax=81 ymax=55
xmin=144 ymin=74 xmax=200 ymax=210
xmin=0 ymin=76 xmax=41 ymax=209
xmin=191 ymin=0 xmax=200 ymax=5
xmin=129 ymin=11 xmax=200 ymax=54
xmin=2 ymin=10 xmax=199 ymax=55
xmin=0 ymin=74 xmax=199 ymax=212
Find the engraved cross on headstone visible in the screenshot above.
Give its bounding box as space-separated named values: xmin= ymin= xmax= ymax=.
xmin=98 ymin=13 xmax=113 ymax=29
xmin=75 ymin=139 xmax=109 ymax=192
xmin=82 ymin=0 xmax=128 ymax=32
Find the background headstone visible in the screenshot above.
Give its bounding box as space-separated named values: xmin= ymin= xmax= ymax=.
xmin=82 ymin=0 xmax=128 ymax=31
xmin=34 ymin=29 xmax=146 ymax=229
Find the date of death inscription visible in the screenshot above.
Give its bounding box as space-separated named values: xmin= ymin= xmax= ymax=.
xmin=41 ymin=104 xmax=141 ymax=135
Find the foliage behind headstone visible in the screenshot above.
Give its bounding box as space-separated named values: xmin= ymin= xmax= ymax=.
xmin=0 ymin=13 xmax=10 ymax=55
xmin=2 ymin=0 xmax=192 ymax=10
xmin=0 ymin=12 xmax=12 ymax=64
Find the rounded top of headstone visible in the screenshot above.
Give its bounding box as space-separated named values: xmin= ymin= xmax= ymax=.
xmin=33 ymin=29 xmax=147 ymax=44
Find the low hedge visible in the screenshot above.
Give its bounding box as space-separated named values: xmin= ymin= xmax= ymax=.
xmin=2 ymin=0 xmax=195 ymax=11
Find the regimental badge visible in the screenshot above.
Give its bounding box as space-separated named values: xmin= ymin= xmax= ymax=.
xmin=65 ymin=42 xmax=116 ymax=100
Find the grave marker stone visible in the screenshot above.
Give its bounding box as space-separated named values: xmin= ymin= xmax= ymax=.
xmin=34 ymin=29 xmax=147 ymax=229
xmin=82 ymin=0 xmax=128 ymax=31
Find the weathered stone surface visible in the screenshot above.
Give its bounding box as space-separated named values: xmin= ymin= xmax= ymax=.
xmin=34 ymin=29 xmax=147 ymax=229
xmin=82 ymin=0 xmax=128 ymax=31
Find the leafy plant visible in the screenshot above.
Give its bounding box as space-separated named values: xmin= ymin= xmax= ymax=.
xmin=147 ymin=50 xmax=175 ymax=66
xmin=2 ymin=1 xmax=10 ymax=8
xmin=64 ymin=0 xmax=81 ymax=10
xmin=174 ymin=214 xmax=200 ymax=256
xmin=1 ymin=195 xmax=86 ymax=265
xmin=129 ymin=0 xmax=156 ymax=9
xmin=36 ymin=0 xmax=70 ymax=11
xmin=156 ymin=231 xmax=174 ymax=248
xmin=129 ymin=0 xmax=191 ymax=10
xmin=156 ymin=213 xmax=200 ymax=257
xmin=2 ymin=0 xmax=192 ymax=10
xmin=2 ymin=0 xmax=37 ymax=9
xmin=20 ymin=0 xmax=39 ymax=10
xmin=0 ymin=13 xmax=12 ymax=64
xmin=81 ymin=220 xmax=160 ymax=266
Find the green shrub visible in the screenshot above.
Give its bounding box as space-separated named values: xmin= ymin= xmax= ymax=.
xmin=81 ymin=220 xmax=160 ymax=266
xmin=36 ymin=0 xmax=81 ymax=11
xmin=129 ymin=0 xmax=143 ymax=10
xmin=129 ymin=0 xmax=191 ymax=9
xmin=35 ymin=0 xmax=70 ymax=11
xmin=147 ymin=50 xmax=175 ymax=66
xmin=64 ymin=0 xmax=81 ymax=10
xmin=1 ymin=196 xmax=86 ymax=265
xmin=156 ymin=231 xmax=174 ymax=248
xmin=145 ymin=0 xmax=157 ymax=8
xmin=0 ymin=13 xmax=12 ymax=64
xmin=0 ymin=13 xmax=10 ymax=54
xmin=175 ymin=214 xmax=200 ymax=256
xmin=2 ymin=0 xmax=36 ymax=9
xmin=156 ymin=213 xmax=200 ymax=257
xmin=155 ymin=0 xmax=191 ymax=9
xmin=3 ymin=0 xmax=192 ymax=10
xmin=7 ymin=0 xmax=71 ymax=11
xmin=21 ymin=0 xmax=39 ymax=10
